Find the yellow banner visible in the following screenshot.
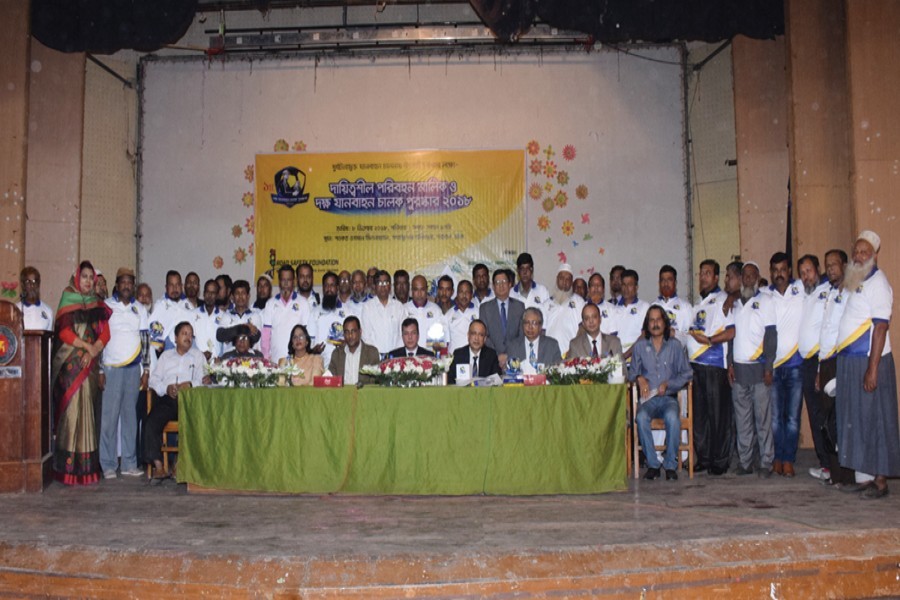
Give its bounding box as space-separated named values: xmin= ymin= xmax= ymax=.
xmin=255 ymin=150 xmax=524 ymax=279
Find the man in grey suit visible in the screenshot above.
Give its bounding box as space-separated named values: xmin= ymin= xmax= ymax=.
xmin=327 ymin=316 xmax=380 ymax=385
xmin=478 ymin=268 xmax=525 ymax=368
xmin=568 ymin=303 xmax=624 ymax=361
xmin=508 ymin=307 xmax=563 ymax=368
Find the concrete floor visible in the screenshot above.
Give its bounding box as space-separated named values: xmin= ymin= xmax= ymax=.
xmin=0 ymin=450 xmax=897 ymax=559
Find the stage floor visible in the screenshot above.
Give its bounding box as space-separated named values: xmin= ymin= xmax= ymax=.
xmin=1 ymin=450 xmax=899 ymax=598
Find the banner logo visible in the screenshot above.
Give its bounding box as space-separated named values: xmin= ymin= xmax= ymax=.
xmin=271 ymin=166 xmax=309 ymax=208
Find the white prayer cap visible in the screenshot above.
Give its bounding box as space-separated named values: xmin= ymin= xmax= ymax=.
xmin=857 ymin=230 xmax=881 ymax=252
xmin=557 ymin=263 xmax=573 ymax=275
xmin=741 ymin=261 xmax=760 ymax=272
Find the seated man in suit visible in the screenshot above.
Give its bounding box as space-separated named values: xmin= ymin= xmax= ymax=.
xmin=327 ymin=316 xmax=380 ymax=385
xmin=479 ymin=268 xmax=525 ymax=369
xmin=448 ymin=319 xmax=501 ymax=384
xmin=388 ymin=318 xmax=436 ymax=358
xmin=507 ymin=307 xmax=562 ymax=368
xmin=568 ymin=303 xmax=624 ymax=361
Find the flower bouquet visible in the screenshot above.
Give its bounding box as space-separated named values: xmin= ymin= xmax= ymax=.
xmin=206 ymin=356 xmax=301 ymax=388
xmin=545 ymin=356 xmax=623 ymax=386
xmin=361 ymin=355 xmax=454 ymax=387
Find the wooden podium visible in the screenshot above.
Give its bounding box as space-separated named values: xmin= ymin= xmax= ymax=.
xmin=0 ymin=301 xmax=53 ymax=493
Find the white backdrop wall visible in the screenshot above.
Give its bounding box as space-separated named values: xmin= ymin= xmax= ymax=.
xmin=140 ymin=46 xmax=689 ymax=299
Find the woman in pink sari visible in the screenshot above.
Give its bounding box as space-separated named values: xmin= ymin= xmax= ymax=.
xmin=51 ymin=261 xmax=111 ymax=485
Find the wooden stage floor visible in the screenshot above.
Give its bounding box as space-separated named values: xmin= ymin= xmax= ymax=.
xmin=1 ymin=450 xmax=898 ymax=598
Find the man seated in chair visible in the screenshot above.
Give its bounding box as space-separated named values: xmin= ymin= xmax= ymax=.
xmin=388 ymin=318 xmax=435 ymax=359
xmin=448 ymin=319 xmax=501 ymax=384
xmin=220 ymin=324 xmax=262 ymax=359
xmin=143 ymin=321 xmax=207 ymax=479
xmin=629 ymin=305 xmax=693 ymax=481
xmin=507 ymin=307 xmax=562 ymax=368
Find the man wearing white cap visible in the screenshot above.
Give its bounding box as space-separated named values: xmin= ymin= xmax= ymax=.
xmin=545 ymin=263 xmax=586 ymax=357
xmin=729 ymin=261 xmax=777 ymax=477
xmin=835 ymin=230 xmax=900 ymax=499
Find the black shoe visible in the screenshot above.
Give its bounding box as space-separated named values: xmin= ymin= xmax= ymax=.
xmin=643 ymin=467 xmax=661 ymax=480
xmin=862 ymin=485 xmax=889 ymax=500
xmin=665 ymin=469 xmax=678 ymax=481
xmin=734 ymin=465 xmax=753 ymax=476
xmin=837 ymin=481 xmax=874 ymax=493
xmin=708 ymin=466 xmax=727 ymax=476
xmin=693 ymin=464 xmax=708 ymax=473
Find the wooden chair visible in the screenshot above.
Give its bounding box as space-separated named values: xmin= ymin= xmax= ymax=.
xmin=631 ymin=382 xmax=693 ymax=479
xmin=145 ymin=388 xmax=179 ymax=478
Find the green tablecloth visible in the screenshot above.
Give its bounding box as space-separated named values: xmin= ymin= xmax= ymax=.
xmin=178 ymin=384 xmax=626 ymax=495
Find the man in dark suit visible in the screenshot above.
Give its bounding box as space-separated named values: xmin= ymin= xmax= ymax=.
xmin=448 ymin=319 xmax=501 ymax=384
xmin=327 ymin=316 xmax=380 ymax=385
xmin=479 ymin=268 xmax=525 ymax=368
xmin=568 ymin=303 xmax=624 ymax=361
xmin=388 ymin=318 xmax=436 ymax=358
xmin=508 ymin=307 xmax=563 ymax=368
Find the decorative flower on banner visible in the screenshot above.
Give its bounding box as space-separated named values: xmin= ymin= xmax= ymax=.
xmin=557 ymin=171 xmax=569 ymax=186
xmin=557 ymin=251 xmax=567 ymax=263
xmin=576 ymin=184 xmax=589 ymax=200
xmin=232 ymin=225 xmax=243 ymax=238
xmin=234 ymin=247 xmax=247 ymax=264
xmin=245 ymin=215 xmax=255 ymax=235
xmin=554 ymin=191 xmax=568 ymax=208
xmin=562 ymin=220 xmax=575 ymax=237
xmin=292 ymin=140 xmax=307 ymax=152
xmin=572 ymin=240 xmax=579 ymax=247
xmin=527 ymin=140 xmax=540 ymax=156
xmin=543 ymin=145 xmax=555 ymax=160
xmin=537 ymin=215 xmax=550 ymax=231
xmin=544 ymin=181 xmax=553 ymax=193
xmin=545 ymin=237 xmax=553 ymax=246
xmin=598 ymin=247 xmax=606 ymax=255
xmin=213 ymin=256 xmax=224 ymax=270
xmin=248 ymin=243 xmax=254 ymax=256
xmin=562 ymin=145 xmax=576 ymax=161
xmin=529 ymin=183 xmax=542 ymax=200
xmin=529 ymin=159 xmax=543 ymax=175
xmin=242 ymin=192 xmax=254 ymax=208
xmin=543 ymin=160 xmax=557 ymax=179
xmin=244 ymin=165 xmax=254 ymax=183
xmin=581 ymin=213 xmax=590 ymax=224
xmin=274 ymin=139 xmax=289 ymax=152
xmin=583 ymin=233 xmax=593 ymax=241
xmin=542 ymin=197 xmax=555 ymax=212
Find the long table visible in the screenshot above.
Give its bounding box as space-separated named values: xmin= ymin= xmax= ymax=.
xmin=177 ymin=384 xmax=627 ymax=495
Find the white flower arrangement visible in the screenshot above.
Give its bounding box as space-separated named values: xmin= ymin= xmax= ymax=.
xmin=360 ymin=355 xmax=454 ymax=387
xmin=206 ymin=356 xmax=301 ymax=388
xmin=545 ymin=355 xmax=623 ymax=385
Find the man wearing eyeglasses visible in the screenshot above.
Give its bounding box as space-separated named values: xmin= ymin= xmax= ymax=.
xmin=361 ymin=270 xmax=406 ymax=357
xmin=507 ymin=307 xmax=562 ymax=368
xmin=478 ymin=268 xmax=525 ymax=369
xmin=18 ymin=266 xmax=53 ymax=331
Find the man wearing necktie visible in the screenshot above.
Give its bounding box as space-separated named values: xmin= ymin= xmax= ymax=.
xmin=387 ymin=318 xmax=435 ymax=359
xmin=478 ymin=268 xmax=525 ymax=369
xmin=448 ymin=319 xmax=501 ymax=383
xmin=567 ymin=304 xmax=624 ymax=362
xmin=508 ymin=307 xmax=563 ymax=368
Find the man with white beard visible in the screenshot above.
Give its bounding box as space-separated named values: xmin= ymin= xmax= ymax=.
xmin=728 ymin=261 xmax=777 ymax=478
xmin=544 ymin=263 xmax=585 ymax=357
xmin=835 ymin=231 xmax=900 ymax=499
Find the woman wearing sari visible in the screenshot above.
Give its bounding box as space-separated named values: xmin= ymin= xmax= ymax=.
xmin=52 ymin=261 xmax=112 ymax=485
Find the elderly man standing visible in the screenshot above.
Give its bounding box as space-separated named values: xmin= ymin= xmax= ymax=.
xmin=629 ymin=306 xmax=694 ymax=481
xmin=545 ymin=263 xmax=586 ymax=358
xmin=99 ymin=268 xmax=151 ymax=479
xmin=508 ymin=307 xmax=562 ymax=368
xmin=729 ymin=261 xmax=777 ymax=478
xmin=361 ymin=270 xmax=406 ymax=357
xmin=18 ymin=266 xmax=53 ymax=331
xmin=835 ymin=231 xmax=900 ymax=499
xmin=686 ymin=259 xmax=735 ymax=476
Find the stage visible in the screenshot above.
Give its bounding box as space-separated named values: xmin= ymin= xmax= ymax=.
xmin=0 ymin=450 xmax=898 ymax=598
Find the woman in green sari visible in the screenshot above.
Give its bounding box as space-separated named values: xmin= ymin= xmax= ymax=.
xmin=52 ymin=261 xmax=112 ymax=485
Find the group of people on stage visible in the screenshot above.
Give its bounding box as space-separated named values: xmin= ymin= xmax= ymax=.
xmin=19 ymin=229 xmax=900 ymax=496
